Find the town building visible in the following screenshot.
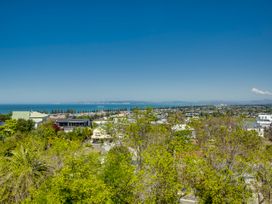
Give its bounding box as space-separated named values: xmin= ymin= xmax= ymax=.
xmin=244 ymin=121 xmax=265 ymax=137
xmin=48 ymin=114 xmax=67 ymax=120
xmin=256 ymin=114 xmax=272 ymax=128
xmin=12 ymin=111 xmax=48 ymax=128
xmin=91 ymin=127 xmax=112 ymax=143
xmin=55 ymin=119 xmax=90 ymax=132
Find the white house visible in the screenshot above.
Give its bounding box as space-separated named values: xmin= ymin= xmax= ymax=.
xmin=256 ymin=114 xmax=272 ymax=128
xmin=93 ymin=120 xmax=108 ymax=126
xmin=244 ymin=121 xmax=265 ymax=137
xmin=91 ymin=127 xmax=112 ymax=143
xmin=172 ymin=124 xmax=187 ymax=131
xmin=12 ymin=111 xmax=48 ymax=128
xmin=246 ymin=126 xmax=265 ymax=137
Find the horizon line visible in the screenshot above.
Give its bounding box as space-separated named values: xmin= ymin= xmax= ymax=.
xmin=0 ymin=99 xmax=272 ymax=105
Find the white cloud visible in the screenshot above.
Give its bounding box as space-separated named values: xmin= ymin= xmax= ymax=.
xmin=252 ymin=88 xmax=272 ymax=96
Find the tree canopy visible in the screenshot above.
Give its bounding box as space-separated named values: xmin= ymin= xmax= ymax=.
xmin=0 ymin=109 xmax=271 ymax=203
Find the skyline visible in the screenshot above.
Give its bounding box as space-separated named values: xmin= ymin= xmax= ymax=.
xmin=1 ymin=0 xmax=272 ymax=103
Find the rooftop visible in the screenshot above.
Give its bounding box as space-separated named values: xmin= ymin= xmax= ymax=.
xmin=12 ymin=111 xmax=30 ymax=120
xmin=30 ymin=111 xmax=48 ymax=118
xmin=56 ymin=119 xmax=90 ymax=123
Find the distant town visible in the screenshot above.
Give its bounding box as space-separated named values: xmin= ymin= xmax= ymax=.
xmin=1 ymin=104 xmax=272 ymax=203
xmin=1 ymin=103 xmax=272 ymax=151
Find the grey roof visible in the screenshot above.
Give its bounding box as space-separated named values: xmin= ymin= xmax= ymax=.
xmin=56 ymin=119 xmax=90 ymax=123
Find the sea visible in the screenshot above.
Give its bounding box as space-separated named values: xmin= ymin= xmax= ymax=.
xmin=0 ymin=103 xmax=189 ymax=114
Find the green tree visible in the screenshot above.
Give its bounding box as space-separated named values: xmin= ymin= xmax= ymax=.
xmin=185 ymin=116 xmax=263 ymax=203
xmin=64 ymin=127 xmax=92 ymax=141
xmin=103 ymin=146 xmax=135 ymax=203
xmin=36 ymin=120 xmax=57 ymax=139
xmin=253 ymin=145 xmax=272 ymax=204
xmin=16 ymin=119 xmax=35 ymax=133
xmin=135 ymin=145 xmax=181 ymax=204
xmin=0 ymin=113 xmax=11 ymax=122
xmin=169 ymin=129 xmax=193 ymax=156
xmin=124 ymin=109 xmax=170 ymax=169
xmin=0 ymin=119 xmax=17 ymax=140
xmin=264 ymin=126 xmax=272 ymax=142
xmin=182 ymin=156 xmax=251 ymax=204
xmin=0 ymin=144 xmax=50 ymax=203
xmin=28 ymin=153 xmax=111 ymax=204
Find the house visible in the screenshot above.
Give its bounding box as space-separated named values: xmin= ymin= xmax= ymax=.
xmin=12 ymin=111 xmax=48 ymax=128
xmin=172 ymin=124 xmax=196 ymax=138
xmin=30 ymin=112 xmax=49 ymax=128
xmin=257 ymin=114 xmax=272 ymax=128
xmin=91 ymin=127 xmax=112 ymax=143
xmin=55 ymin=119 xmax=90 ymax=132
xmin=12 ymin=111 xmax=31 ymax=120
xmin=49 ymin=114 xmax=67 ymax=120
xmin=92 ymin=119 xmax=108 ymax=126
xmin=244 ymin=121 xmax=265 ymax=137
xmin=172 ymin=124 xmax=187 ymax=131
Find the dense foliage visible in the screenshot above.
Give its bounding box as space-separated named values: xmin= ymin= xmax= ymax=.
xmin=0 ymin=110 xmax=271 ymax=203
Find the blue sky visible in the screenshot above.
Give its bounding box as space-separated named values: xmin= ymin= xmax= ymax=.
xmin=0 ymin=0 xmax=272 ymax=103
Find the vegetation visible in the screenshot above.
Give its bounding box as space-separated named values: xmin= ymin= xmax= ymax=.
xmin=265 ymin=126 xmax=272 ymax=142
xmin=0 ymin=113 xmax=11 ymax=122
xmin=0 ymin=110 xmax=271 ymax=203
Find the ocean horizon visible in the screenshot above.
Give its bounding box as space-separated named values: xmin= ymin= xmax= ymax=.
xmin=0 ymin=103 xmax=187 ymax=114
xmin=1 ymin=100 xmax=271 ymax=114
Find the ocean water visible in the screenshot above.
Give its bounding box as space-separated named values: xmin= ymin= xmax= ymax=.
xmin=0 ymin=103 xmax=185 ymax=114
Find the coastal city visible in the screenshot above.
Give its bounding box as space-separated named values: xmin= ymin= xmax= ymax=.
xmin=1 ymin=0 xmax=272 ymax=203
xmin=1 ymin=104 xmax=272 ymax=203
xmin=3 ymin=104 xmax=272 ymax=138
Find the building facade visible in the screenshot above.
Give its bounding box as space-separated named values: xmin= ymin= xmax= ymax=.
xmin=55 ymin=119 xmax=90 ymax=132
xmin=12 ymin=111 xmax=48 ymax=128
xmin=257 ymin=114 xmax=272 ymax=128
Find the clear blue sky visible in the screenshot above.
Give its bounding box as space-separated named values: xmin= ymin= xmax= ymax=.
xmin=0 ymin=0 xmax=272 ymax=103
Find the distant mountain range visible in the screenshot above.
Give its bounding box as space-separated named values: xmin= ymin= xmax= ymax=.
xmin=247 ymin=99 xmax=272 ymax=105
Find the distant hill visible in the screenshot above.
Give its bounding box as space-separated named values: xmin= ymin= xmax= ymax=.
xmin=76 ymin=99 xmax=272 ymax=106
xmin=247 ymin=99 xmax=272 ymax=105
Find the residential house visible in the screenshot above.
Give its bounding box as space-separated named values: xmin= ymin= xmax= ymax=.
xmin=12 ymin=111 xmax=48 ymax=128
xmin=55 ymin=118 xmax=90 ymax=132
xmin=244 ymin=121 xmax=265 ymax=137
xmin=257 ymin=114 xmax=272 ymax=128
xmin=91 ymin=127 xmax=112 ymax=143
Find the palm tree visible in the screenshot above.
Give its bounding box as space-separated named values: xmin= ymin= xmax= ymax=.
xmin=0 ymin=145 xmax=50 ymax=203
